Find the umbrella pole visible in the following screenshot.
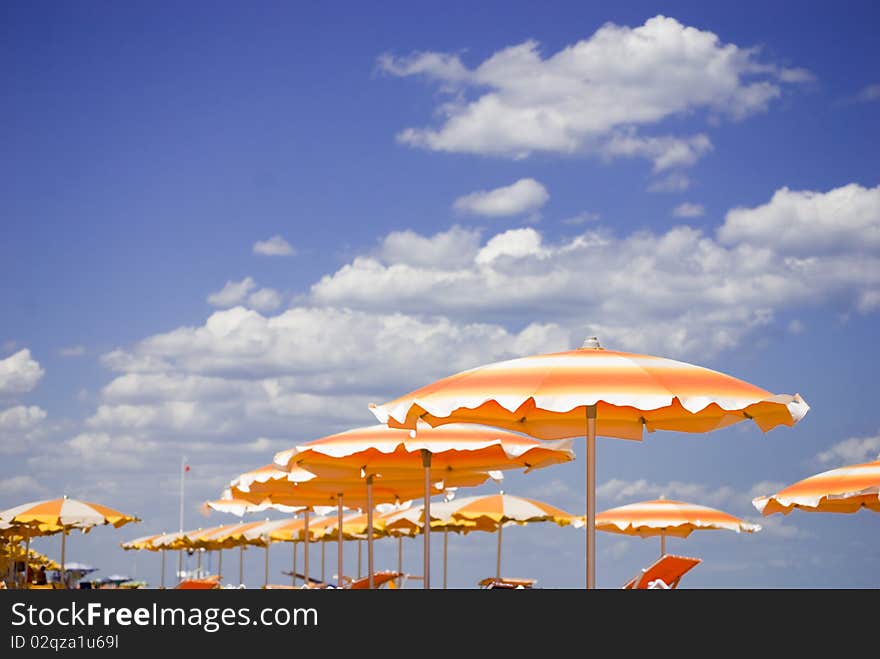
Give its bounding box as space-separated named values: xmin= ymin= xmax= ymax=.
xmin=496 ymin=523 xmax=503 ymax=580
xmin=397 ymin=536 xmax=403 ymax=588
xmin=366 ymin=475 xmax=374 ymax=589
xmin=421 ymin=449 xmax=432 ymax=590
xmin=337 ymin=495 xmax=343 ymax=588
xmin=303 ymin=510 xmax=310 ymax=586
xmin=24 ymin=529 xmax=31 ymax=588
xmin=197 ymin=548 xmax=202 ymax=576
xmin=218 ymin=549 xmax=222 ymax=581
xmin=60 ymin=528 xmax=67 ymax=589
xmin=586 ymin=403 xmax=597 ymax=590
xmin=292 ymin=542 xmax=297 ymax=587
xmin=161 ymin=549 xmax=165 ymax=589
xmin=443 ymin=528 xmax=448 ymax=589
xmin=321 ymin=539 xmax=325 ymax=583
xmin=357 ymin=540 xmax=362 ymax=578
xmin=660 ymin=533 xmax=666 ymax=557
xmin=239 ymin=546 xmax=244 ymax=587
xmin=264 ymin=540 xmax=269 ymax=588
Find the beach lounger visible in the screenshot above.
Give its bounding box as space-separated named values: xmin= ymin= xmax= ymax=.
xmin=478 ymin=577 xmax=537 ymax=589
xmin=344 ymin=570 xmax=402 ymax=589
xmin=622 ymin=554 xmax=701 ymax=589
xmin=174 ymin=575 xmax=221 ymax=590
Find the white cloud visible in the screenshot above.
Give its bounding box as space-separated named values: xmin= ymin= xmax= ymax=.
xmin=453 ymin=178 xmax=549 ymax=217
xmin=377 ymin=225 xmax=482 ymax=268
xmin=0 ymin=475 xmax=47 ymax=497
xmin=66 ymin=432 xmax=160 ymax=470
xmin=381 ymin=16 xmax=807 ymax=165
xmin=561 ymin=211 xmax=600 ymax=225
xmin=0 ymin=349 xmax=44 ymax=395
xmin=597 ymin=478 xmax=736 ymax=507
xmin=247 ymin=288 xmax=282 ymax=312
xmin=672 ymin=202 xmax=706 ymax=218
xmin=0 ymin=405 xmax=48 ymax=454
xmin=648 ymin=173 xmax=691 ymax=193
xmin=253 ymin=235 xmax=295 ymax=256
xmin=719 ymin=183 xmax=880 ymax=255
xmin=602 ymin=133 xmax=712 ymax=172
xmin=311 ymin=183 xmax=880 ymax=357
xmin=854 ymin=83 xmax=880 ymax=103
xmin=787 ymin=319 xmax=805 ymax=334
xmin=206 ymin=277 xmax=257 ymax=308
xmin=815 ymin=433 xmax=880 ymax=466
xmin=58 ymin=346 xmax=86 ymax=358
xmin=750 ymin=515 xmax=811 ymax=539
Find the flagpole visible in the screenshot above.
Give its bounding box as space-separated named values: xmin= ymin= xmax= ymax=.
xmin=178 ymin=456 xmax=186 ymax=582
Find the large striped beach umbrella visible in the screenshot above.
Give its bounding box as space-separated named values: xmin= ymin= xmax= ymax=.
xmin=753 ymin=459 xmax=880 ymax=515
xmin=596 ymin=498 xmax=760 ymax=556
xmin=274 ymin=423 xmax=574 ymax=588
xmin=0 ymin=496 xmax=139 ymax=587
xmin=369 ymin=336 xmax=808 ymax=588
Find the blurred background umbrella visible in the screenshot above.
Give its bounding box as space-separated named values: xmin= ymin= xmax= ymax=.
xmin=754 ymin=459 xmax=880 ymax=515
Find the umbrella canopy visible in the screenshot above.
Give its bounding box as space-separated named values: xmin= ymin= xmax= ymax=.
xmin=273 ymin=423 xmax=574 ymax=589
xmin=596 ymin=498 xmax=760 ymax=555
xmin=120 ymin=533 xmax=164 ymax=551
xmin=753 ymin=459 xmax=880 ymax=515
xmin=369 ymin=336 xmax=808 ymax=588
xmin=0 ymin=496 xmax=139 ymax=587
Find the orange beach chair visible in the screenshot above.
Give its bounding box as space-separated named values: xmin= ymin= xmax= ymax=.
xmin=623 ymin=554 xmax=702 ymax=589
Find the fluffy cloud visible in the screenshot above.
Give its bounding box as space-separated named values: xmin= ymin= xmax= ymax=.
xmin=0 ymin=405 xmax=47 ymax=454
xmin=311 ymin=183 xmax=880 ymax=356
xmin=815 ymin=432 xmax=880 ymax=466
xmin=253 ymin=235 xmax=295 ymax=256
xmin=453 ymin=178 xmax=549 ymax=217
xmin=377 ymin=225 xmax=482 ymax=268
xmin=92 ymin=307 xmax=569 ymax=446
xmin=247 ymin=288 xmax=282 ymax=312
xmin=854 ymin=84 xmax=880 ymax=103
xmin=206 ymin=277 xmax=256 ymax=308
xmin=66 ymin=432 xmax=161 ymax=470
xmin=0 ymin=349 xmax=44 ymax=395
xmin=719 ymin=183 xmax=880 ymax=255
xmin=0 ymin=475 xmax=46 ymax=497
xmin=597 ymin=478 xmax=737 ymax=507
xmin=672 ymin=202 xmax=706 ymax=218
xmin=380 ymin=16 xmax=807 ymax=166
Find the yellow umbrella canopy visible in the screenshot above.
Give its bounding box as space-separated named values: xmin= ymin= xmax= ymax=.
xmin=370 ymin=336 xmax=808 ymax=588
xmin=753 ymin=459 xmax=880 ymax=515
xmin=0 ymin=496 xmax=140 ymax=587
xmin=596 ymin=498 xmax=761 ymax=555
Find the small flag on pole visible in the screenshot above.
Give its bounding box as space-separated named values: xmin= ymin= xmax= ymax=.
xmin=185 ymin=464 xmax=191 ymax=473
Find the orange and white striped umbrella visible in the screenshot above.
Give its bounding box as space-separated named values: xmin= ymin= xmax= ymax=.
xmin=120 ymin=533 xmax=164 ymax=551
xmin=369 ymin=336 xmax=808 ymax=588
xmin=0 ymin=496 xmax=139 ymax=586
xmin=272 ymin=423 xmax=573 ymax=589
xmin=597 ymin=498 xmax=760 ymax=556
xmin=753 ymin=460 xmax=880 ymax=516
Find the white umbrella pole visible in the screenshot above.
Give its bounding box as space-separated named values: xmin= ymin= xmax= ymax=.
xmin=366 ymin=475 xmax=374 ymax=589
xmin=292 ymin=542 xmax=297 ymax=587
xmin=60 ymin=528 xmax=67 ymax=589
xmin=496 ymin=523 xmax=503 ymax=580
xmin=397 ymin=536 xmax=403 ymax=588
xmin=303 ymin=510 xmax=310 ymax=586
xmin=443 ymin=528 xmax=448 ymax=589
xmin=264 ymin=540 xmax=269 ymax=588
xmin=197 ymin=548 xmax=202 ymax=576
xmin=421 ymin=449 xmax=432 ymax=590
xmin=337 ymin=495 xmax=343 ymax=588
xmin=660 ymin=533 xmax=666 ymax=557
xmin=239 ymin=545 xmax=244 ymax=586
xmin=586 ymin=403 xmax=597 ymax=590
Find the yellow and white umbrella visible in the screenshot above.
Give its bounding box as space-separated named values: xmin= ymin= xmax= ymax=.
xmin=596 ymin=498 xmax=760 ymax=556
xmin=370 ymin=336 xmax=808 ymax=588
xmin=753 ymin=459 xmax=880 ymax=515
xmin=0 ymin=496 xmax=139 ymax=587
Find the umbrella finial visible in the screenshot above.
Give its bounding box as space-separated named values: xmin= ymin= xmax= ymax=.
xmin=580 ymin=336 xmax=603 ymax=350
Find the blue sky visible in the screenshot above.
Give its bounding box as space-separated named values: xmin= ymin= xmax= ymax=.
xmin=1 ymin=1 xmax=878 ymax=588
